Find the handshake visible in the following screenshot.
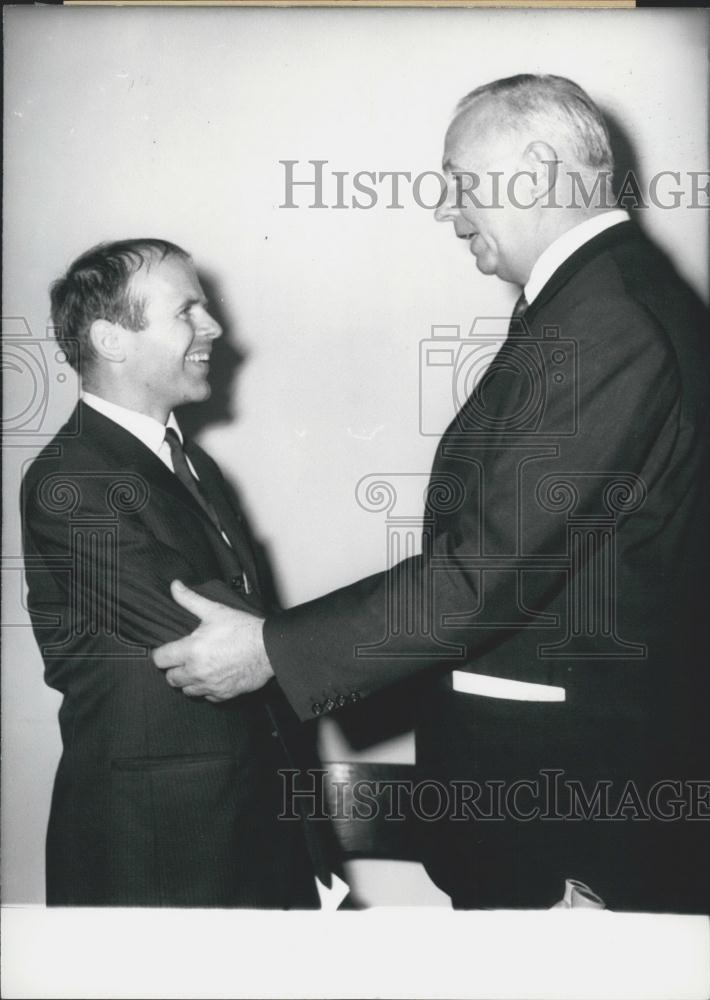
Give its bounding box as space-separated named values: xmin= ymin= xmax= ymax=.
xmin=152 ymin=580 xmax=274 ymax=701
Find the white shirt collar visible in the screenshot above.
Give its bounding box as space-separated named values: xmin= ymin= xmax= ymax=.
xmin=524 ymin=209 xmax=630 ymax=305
xmin=81 ymin=391 xmax=182 ymax=456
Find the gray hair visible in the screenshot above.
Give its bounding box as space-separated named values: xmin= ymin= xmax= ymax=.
xmin=456 ymin=74 xmax=614 ymax=175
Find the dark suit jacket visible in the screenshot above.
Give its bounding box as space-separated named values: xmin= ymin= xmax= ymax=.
xmin=263 ymin=222 xmax=710 ymax=912
xmin=22 ymin=401 xmax=333 ymax=907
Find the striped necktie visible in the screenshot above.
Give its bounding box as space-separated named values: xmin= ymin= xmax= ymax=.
xmin=163 ymin=427 xmax=224 ymax=537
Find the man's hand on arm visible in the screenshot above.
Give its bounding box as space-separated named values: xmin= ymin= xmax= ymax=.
xmin=152 ymin=580 xmax=274 ymax=701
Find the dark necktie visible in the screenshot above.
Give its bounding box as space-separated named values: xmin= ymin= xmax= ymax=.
xmin=507 ymin=291 xmax=529 ymax=340
xmin=512 ymin=291 xmax=528 ymax=319
xmin=163 ymin=427 xmax=225 ymax=538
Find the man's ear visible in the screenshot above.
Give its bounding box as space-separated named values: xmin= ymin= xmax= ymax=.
xmin=88 ymin=319 xmax=127 ymax=364
xmin=521 ymin=140 xmax=560 ymax=203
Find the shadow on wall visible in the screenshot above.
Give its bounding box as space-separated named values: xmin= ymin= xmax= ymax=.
xmin=604 ymin=108 xmax=645 ymax=225
xmin=177 ymin=270 xmax=246 ymax=439
xmin=176 ymin=269 xmax=286 ymax=613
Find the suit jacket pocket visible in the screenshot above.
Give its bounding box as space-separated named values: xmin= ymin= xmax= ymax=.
xmin=110 ymin=752 xmax=235 ymax=772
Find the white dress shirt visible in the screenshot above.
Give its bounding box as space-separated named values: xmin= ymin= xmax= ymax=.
xmin=81 ymin=391 xmax=192 ymax=476
xmin=524 ymin=208 xmax=630 ymax=305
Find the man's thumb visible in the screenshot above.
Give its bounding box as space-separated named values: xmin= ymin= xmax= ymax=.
xmin=169 ymin=579 xmax=218 ymax=620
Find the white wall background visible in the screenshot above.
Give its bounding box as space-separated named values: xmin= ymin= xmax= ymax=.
xmin=3 ymin=6 xmax=708 ymax=908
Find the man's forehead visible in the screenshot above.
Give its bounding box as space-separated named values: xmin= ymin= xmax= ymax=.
xmin=443 ymin=105 xmax=486 ymax=162
xmin=131 ymin=254 xmax=199 ymax=297
xmin=443 ymin=100 xmax=515 ymax=169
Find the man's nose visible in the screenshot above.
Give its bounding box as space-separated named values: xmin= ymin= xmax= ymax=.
xmin=434 ymin=183 xmax=459 ymax=223
xmin=199 ymin=310 xmax=222 ymax=340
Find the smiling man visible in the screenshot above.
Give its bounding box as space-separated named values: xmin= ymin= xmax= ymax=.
xmin=21 ymin=239 xmax=339 ymax=907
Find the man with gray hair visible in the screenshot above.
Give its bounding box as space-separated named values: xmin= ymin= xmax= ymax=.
xmin=438 ymin=74 xmax=617 ymax=285
xmin=154 ymin=76 xmax=709 ymax=912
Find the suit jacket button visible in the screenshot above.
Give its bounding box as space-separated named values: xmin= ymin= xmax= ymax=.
xmin=231 ymin=574 xmax=244 ymax=591
xmin=312 ymin=702 xmax=323 ymax=716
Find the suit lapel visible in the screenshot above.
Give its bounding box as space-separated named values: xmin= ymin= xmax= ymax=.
xmin=77 ymin=401 xmax=209 ymax=524
xmin=76 ymin=401 xmax=265 ymax=607
xmin=184 ymin=443 xmax=263 ymax=595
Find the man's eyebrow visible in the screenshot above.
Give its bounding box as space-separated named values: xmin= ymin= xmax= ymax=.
xmin=177 ymin=295 xmax=207 ymax=310
xmin=441 ymin=156 xmax=471 ymax=177
xmin=442 ymin=157 xmax=468 ymax=175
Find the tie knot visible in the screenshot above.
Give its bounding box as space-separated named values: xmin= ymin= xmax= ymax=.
xmin=163 ymin=427 xmax=193 ymax=480
xmin=163 ymin=426 xmax=183 ymax=453
xmin=512 ymin=292 xmax=528 ymax=319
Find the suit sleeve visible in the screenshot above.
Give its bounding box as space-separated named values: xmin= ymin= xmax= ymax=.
xmin=264 ymin=295 xmax=683 ymax=720
xmin=22 ymin=468 xmax=257 ymax=692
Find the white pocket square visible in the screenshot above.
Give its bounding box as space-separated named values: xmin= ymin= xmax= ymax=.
xmin=451 ymin=670 xmax=566 ymax=702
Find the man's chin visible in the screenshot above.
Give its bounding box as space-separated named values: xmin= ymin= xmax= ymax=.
xmin=473 ymin=254 xmax=498 ymax=276
xmin=179 ymin=384 xmax=212 ymax=408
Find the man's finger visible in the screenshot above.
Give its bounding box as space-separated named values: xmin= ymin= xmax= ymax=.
xmin=181 ymin=685 xmax=205 ymax=698
xmin=152 ymin=638 xmax=191 ymax=669
xmin=169 ymin=579 xmax=225 ymax=621
xmin=163 ymin=666 xmax=190 ymax=688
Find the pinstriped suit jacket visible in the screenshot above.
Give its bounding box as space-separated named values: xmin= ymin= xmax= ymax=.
xmin=264 ymin=223 xmax=710 ymax=911
xmin=22 ymin=401 xmax=331 ymax=907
